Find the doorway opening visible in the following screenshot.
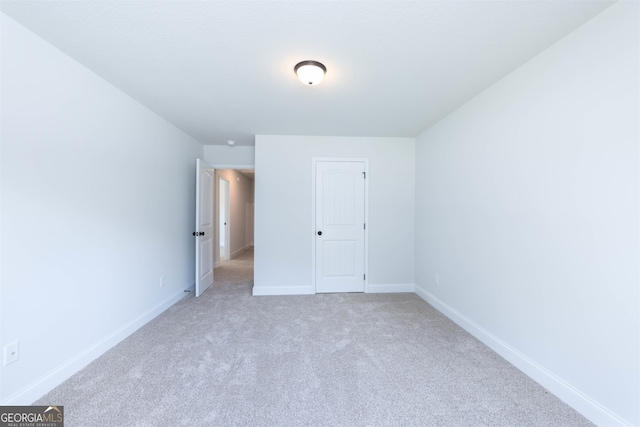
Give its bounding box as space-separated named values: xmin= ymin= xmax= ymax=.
xmin=219 ymin=177 xmax=230 ymax=261
xmin=213 ymin=168 xmax=255 ymax=288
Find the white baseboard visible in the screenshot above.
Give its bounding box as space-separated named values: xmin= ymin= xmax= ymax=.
xmin=0 ymin=287 xmax=190 ymax=406
xmin=413 ymin=284 xmax=631 ymax=427
xmin=231 ymin=243 xmax=253 ymax=259
xmin=252 ymin=283 xmax=415 ymax=296
xmin=252 ymin=285 xmax=314 ymax=296
xmin=367 ymin=283 xmax=415 ymax=293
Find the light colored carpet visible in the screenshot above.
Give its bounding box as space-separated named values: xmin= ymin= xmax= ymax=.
xmin=37 ymin=247 xmax=593 ymax=426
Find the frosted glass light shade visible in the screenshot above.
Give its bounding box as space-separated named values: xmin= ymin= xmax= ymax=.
xmin=294 ymin=61 xmax=326 ymax=86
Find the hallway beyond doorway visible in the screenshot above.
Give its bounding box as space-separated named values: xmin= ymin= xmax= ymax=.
xmin=213 ymin=246 xmax=254 ymax=290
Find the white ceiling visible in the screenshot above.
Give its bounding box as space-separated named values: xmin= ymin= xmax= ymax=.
xmin=1 ymin=0 xmax=614 ymax=146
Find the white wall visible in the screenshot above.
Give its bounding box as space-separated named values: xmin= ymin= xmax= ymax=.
xmin=204 ymin=145 xmax=255 ymax=167
xmin=214 ymin=169 xmax=254 ymax=265
xmin=254 ymin=135 xmax=415 ymax=295
xmin=0 ymin=14 xmax=203 ymax=404
xmin=414 ymin=2 xmax=638 ymax=426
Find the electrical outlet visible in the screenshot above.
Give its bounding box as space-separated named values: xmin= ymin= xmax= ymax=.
xmin=3 ymin=341 xmax=19 ymax=366
xmin=434 ymin=273 xmax=440 ymax=285
xmin=160 ymin=276 xmax=166 ymax=288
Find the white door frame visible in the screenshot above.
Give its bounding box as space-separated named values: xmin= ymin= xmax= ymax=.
xmin=211 ymin=164 xmax=255 ymax=269
xmin=311 ymin=157 xmax=369 ymax=293
xmin=218 ymin=177 xmax=231 ymax=261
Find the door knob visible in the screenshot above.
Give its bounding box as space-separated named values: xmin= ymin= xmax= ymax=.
xmin=192 ymin=232 xmax=197 ymax=236
xmin=317 ymin=231 xmax=322 ymax=236
xmin=199 ymin=232 xmax=205 ymax=236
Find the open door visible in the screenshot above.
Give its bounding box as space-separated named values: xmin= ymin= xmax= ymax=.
xmin=195 ymin=159 xmax=214 ymax=297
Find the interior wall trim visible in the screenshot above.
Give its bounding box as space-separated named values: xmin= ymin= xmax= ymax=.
xmin=252 ymin=285 xmax=314 ymax=296
xmin=367 ymin=283 xmax=415 ymax=293
xmin=413 ymin=284 xmax=631 ymax=427
xmin=0 ymin=287 xmax=190 ymax=406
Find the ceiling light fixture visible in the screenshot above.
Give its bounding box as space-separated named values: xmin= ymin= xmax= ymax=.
xmin=227 ymin=140 xmax=235 ymax=146
xmin=294 ymin=60 xmax=326 ymax=86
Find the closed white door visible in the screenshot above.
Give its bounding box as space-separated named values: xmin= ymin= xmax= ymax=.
xmin=195 ymin=159 xmax=214 ymax=297
xmin=315 ymin=161 xmax=366 ymax=293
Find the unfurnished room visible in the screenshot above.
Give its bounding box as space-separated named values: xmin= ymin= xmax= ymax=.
xmin=0 ymin=1 xmax=638 ymax=426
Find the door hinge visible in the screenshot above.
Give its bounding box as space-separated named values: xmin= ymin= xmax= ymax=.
xmin=362 ymin=171 xmax=366 ymax=179
xmin=364 ymin=223 xmax=366 ymax=230
xmin=363 ymin=274 xmax=366 ymax=280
